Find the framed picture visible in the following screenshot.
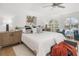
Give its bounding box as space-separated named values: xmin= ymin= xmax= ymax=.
xmin=26 ymin=16 xmax=37 ymax=25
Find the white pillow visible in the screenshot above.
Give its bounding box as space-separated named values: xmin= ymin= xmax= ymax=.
xmin=54 ymin=33 xmax=66 ymax=44
xmin=22 ymin=28 xmax=32 ymax=34
xmin=37 ymin=26 xmax=43 ymax=33
xmin=22 ymin=29 xmax=26 ymax=33
xmin=32 ymin=28 xmax=37 ymax=33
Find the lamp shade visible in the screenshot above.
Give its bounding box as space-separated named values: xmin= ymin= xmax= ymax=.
xmin=3 ymin=19 xmax=12 ymax=25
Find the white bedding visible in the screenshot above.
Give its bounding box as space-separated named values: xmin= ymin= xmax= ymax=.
xmin=22 ymin=31 xmax=66 ymax=56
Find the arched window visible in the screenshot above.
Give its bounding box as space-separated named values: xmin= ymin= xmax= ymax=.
xmin=65 ymin=17 xmax=79 ymax=29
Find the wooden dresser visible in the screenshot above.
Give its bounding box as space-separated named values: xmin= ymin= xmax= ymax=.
xmin=0 ymin=30 xmax=22 ymax=47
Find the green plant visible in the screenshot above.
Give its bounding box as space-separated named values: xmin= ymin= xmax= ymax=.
xmin=15 ymin=26 xmax=19 ymax=29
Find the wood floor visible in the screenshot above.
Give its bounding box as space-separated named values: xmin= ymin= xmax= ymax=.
xmin=0 ymin=40 xmax=79 ymax=56
xmin=0 ymin=46 xmax=16 ymax=56
xmin=0 ymin=44 xmax=35 ymax=56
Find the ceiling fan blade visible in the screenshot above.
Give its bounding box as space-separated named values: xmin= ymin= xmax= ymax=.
xmin=57 ymin=5 xmax=65 ymax=8
xmin=53 ymin=3 xmax=63 ymax=6
xmin=43 ymin=5 xmax=52 ymax=8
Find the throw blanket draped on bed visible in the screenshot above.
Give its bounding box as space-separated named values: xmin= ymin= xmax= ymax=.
xmin=50 ymin=41 xmax=77 ymax=56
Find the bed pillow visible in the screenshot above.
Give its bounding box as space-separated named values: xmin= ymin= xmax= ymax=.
xmin=54 ymin=34 xmax=66 ymax=44
xmin=37 ymin=26 xmax=43 ymax=33
xmin=22 ymin=29 xmax=26 ymax=33
xmin=22 ymin=28 xmax=32 ymax=34
xmin=32 ymin=28 xmax=37 ymax=33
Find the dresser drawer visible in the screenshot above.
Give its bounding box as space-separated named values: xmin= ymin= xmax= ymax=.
xmin=1 ymin=32 xmax=10 ymax=46
xmin=0 ymin=31 xmax=22 ymax=47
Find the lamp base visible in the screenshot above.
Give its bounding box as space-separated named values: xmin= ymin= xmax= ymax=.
xmin=6 ymin=24 xmax=9 ymax=31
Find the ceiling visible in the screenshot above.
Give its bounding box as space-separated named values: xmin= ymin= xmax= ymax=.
xmin=0 ymin=3 xmax=79 ymax=17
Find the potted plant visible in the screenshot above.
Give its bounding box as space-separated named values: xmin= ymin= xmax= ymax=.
xmin=15 ymin=26 xmax=20 ymax=30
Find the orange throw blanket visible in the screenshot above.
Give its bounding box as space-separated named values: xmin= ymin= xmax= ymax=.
xmin=50 ymin=42 xmax=77 ymax=56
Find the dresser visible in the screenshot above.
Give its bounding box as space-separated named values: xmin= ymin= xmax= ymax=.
xmin=0 ymin=30 xmax=22 ymax=47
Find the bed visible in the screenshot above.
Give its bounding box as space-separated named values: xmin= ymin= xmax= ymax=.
xmin=22 ymin=31 xmax=66 ymax=56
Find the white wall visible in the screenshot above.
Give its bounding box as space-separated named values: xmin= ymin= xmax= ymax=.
xmin=0 ymin=10 xmax=79 ymax=29
xmin=52 ymin=11 xmax=79 ymax=29
xmin=0 ymin=3 xmax=79 ymax=28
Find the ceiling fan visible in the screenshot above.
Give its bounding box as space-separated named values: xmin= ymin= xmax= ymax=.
xmin=43 ymin=3 xmax=65 ymax=8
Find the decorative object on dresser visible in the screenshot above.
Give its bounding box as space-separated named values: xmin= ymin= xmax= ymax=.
xmin=15 ymin=26 xmax=20 ymax=30
xmin=0 ymin=30 xmax=22 ymax=47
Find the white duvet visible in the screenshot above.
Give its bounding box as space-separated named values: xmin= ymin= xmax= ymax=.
xmin=22 ymin=31 xmax=66 ymax=56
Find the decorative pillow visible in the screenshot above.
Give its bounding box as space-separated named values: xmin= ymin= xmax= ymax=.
xmin=22 ymin=25 xmax=32 ymax=33
xmin=22 ymin=29 xmax=26 ymax=33
xmin=22 ymin=28 xmax=32 ymax=34
xmin=54 ymin=34 xmax=66 ymax=44
xmin=37 ymin=26 xmax=43 ymax=33
xmin=32 ymin=28 xmax=37 ymax=33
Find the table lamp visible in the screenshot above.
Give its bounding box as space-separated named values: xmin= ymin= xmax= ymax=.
xmin=3 ymin=19 xmax=12 ymax=31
